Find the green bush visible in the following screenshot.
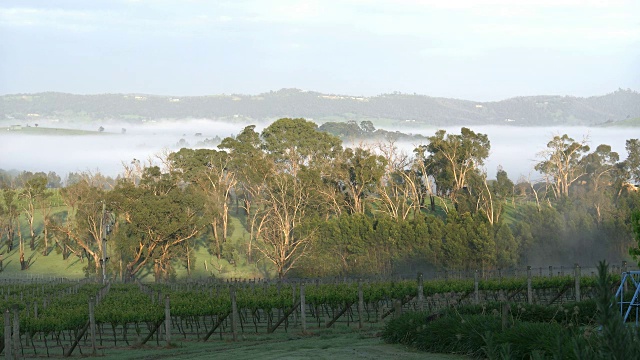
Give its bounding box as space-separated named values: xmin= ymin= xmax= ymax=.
xmin=381 ymin=311 xmax=432 ymax=345
xmin=451 ymin=299 xmax=597 ymax=326
xmin=492 ymin=322 xmax=572 ymax=359
xmin=414 ymin=314 xmax=501 ymax=356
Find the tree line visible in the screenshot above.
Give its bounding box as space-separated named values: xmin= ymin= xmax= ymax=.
xmin=1 ymin=118 xmax=639 ymax=281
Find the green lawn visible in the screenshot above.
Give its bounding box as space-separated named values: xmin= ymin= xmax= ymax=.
xmin=598 ymin=117 xmax=640 ymax=127
xmin=0 ymin=126 xmax=112 ymax=135
xmin=98 ymin=327 xmax=467 ymax=360
xmin=0 ymin=204 xmax=273 ymax=282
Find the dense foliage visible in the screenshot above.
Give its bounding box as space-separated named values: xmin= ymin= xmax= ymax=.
xmin=382 ymin=261 xmax=640 ymax=359
xmin=0 ymin=118 xmax=639 ymax=281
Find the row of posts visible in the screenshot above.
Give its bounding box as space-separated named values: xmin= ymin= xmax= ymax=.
xmin=435 ymin=262 xmax=627 ymax=281
xmin=0 ymin=262 xmax=597 ymax=358
xmin=469 ymin=264 xmax=582 ymax=306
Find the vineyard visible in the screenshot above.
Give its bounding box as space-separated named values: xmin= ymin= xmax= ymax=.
xmin=0 ymin=266 xmax=627 ymax=358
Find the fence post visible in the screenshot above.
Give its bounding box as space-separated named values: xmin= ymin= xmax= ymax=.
xmin=4 ymin=309 xmax=11 ymax=360
xmin=164 ymin=295 xmax=171 ymax=346
xmin=292 ymin=283 xmax=297 ymax=326
xmin=230 ymin=286 xmax=238 ymax=341
xmin=474 ymin=270 xmax=479 ymax=305
xmin=527 ymin=266 xmax=533 ymax=305
xmin=89 ymin=296 xmax=97 ymax=355
xmin=300 ymin=283 xmax=306 ymax=334
xmin=394 ymin=298 xmax=402 ymax=318
xmin=417 ymin=273 xmax=424 ymax=312
xmin=574 ymin=264 xmax=581 ymax=302
xmin=11 ymin=306 xmax=19 ymax=359
xmin=549 ymin=266 xmax=553 ymax=277
xmin=358 ymin=280 xmax=364 ymax=329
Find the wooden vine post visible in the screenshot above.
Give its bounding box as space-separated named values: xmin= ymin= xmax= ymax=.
xmin=89 ymin=296 xmax=97 ymax=355
xmin=11 ymin=306 xmax=19 ymax=359
xmin=4 ymin=309 xmax=11 ymax=360
xmin=300 ymin=283 xmax=306 ymax=334
xmin=230 ymin=286 xmax=238 ymax=341
xmin=164 ymin=295 xmax=171 ymax=347
xmin=574 ymin=263 xmax=581 ymax=302
xmin=358 ymin=280 xmax=364 ymax=329
xmin=393 ymin=296 xmax=402 ymax=319
xmin=527 ymin=266 xmax=533 ymax=305
xmin=417 ymin=273 xmax=424 ymax=312
xmin=473 ymin=270 xmax=479 ymax=305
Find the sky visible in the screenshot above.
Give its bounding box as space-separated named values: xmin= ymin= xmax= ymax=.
xmin=1 ymin=0 xmax=639 ymax=101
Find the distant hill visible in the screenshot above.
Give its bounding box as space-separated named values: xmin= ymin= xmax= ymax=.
xmin=2 ymin=88 xmax=639 ymax=127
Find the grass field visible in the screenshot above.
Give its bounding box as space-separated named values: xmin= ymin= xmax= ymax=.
xmin=0 ymin=204 xmax=273 ymax=281
xmin=599 ymin=117 xmax=640 ymax=127
xmin=0 ymin=126 xmax=111 ymax=135
xmin=97 ymin=326 xmax=466 ymax=360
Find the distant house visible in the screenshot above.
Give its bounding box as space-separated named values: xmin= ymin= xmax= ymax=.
xmin=8 ymin=124 xmax=22 ymax=130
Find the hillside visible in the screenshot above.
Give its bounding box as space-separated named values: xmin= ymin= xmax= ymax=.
xmin=2 ymin=88 xmax=639 ymax=127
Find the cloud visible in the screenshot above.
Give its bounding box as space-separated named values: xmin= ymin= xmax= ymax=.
xmin=0 ymin=7 xmax=98 ymax=32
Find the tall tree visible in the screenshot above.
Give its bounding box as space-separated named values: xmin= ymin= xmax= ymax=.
xmin=169 ymin=148 xmax=237 ymax=259
xmin=261 ymin=118 xmax=342 ymax=177
xmin=581 ymin=144 xmax=621 ymax=223
xmin=535 ymin=134 xmax=590 ymax=198
xmin=112 ymin=168 xmax=205 ymax=282
xmin=20 ymin=174 xmax=48 ymax=251
xmin=420 ymin=127 xmax=490 ymax=202
xmin=624 ymin=139 xmax=640 ymax=184
xmin=53 ymin=177 xmax=108 ymax=274
xmin=255 ymin=172 xmax=315 ymax=278
xmin=1 ymin=189 xmax=20 ymax=252
xmin=332 ymin=147 xmax=386 ymax=214
xmin=219 ymin=125 xmax=272 ymax=262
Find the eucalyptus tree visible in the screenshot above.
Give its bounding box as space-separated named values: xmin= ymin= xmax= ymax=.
xmin=418 ymin=127 xmax=490 ymax=204
xmin=254 ymin=171 xmax=316 ymax=278
xmin=412 ymin=146 xmax=439 ymax=211
xmin=219 ymin=125 xmax=272 ymax=262
xmin=261 ymin=117 xmax=343 ymax=176
xmin=624 ymin=139 xmax=640 ymax=185
xmin=1 ymin=189 xmax=20 ymax=252
xmin=374 ymin=139 xmax=420 ymax=220
xmin=111 ymin=166 xmax=206 ymax=282
xmin=53 ymin=176 xmax=109 ymax=274
xmin=535 ymin=134 xmax=590 ymax=199
xmin=469 ymin=167 xmax=514 ymax=226
xmin=19 ymin=173 xmax=48 ymax=251
xmin=255 ymin=118 xmax=342 ymax=277
xmin=580 ymin=144 xmax=622 ymax=223
xmin=168 ymin=148 xmax=236 ymax=259
xmin=331 ymin=147 xmax=386 ymax=215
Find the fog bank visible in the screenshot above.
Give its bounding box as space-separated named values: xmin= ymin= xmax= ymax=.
xmin=0 ymin=120 xmax=635 ymax=182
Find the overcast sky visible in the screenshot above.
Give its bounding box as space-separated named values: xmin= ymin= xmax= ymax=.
xmin=1 ymin=0 xmax=639 ymax=101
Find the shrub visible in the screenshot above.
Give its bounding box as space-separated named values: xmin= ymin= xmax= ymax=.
xmin=414 ymin=314 xmax=501 ymax=356
xmin=492 ymin=322 xmax=572 ymax=359
xmin=381 ymin=311 xmax=432 ymax=345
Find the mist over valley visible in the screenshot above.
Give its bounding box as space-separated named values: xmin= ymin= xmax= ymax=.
xmin=1 ymin=117 xmax=635 ymax=184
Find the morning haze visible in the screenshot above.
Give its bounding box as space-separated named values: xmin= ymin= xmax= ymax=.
xmin=3 ymin=3 xmax=640 ymax=356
